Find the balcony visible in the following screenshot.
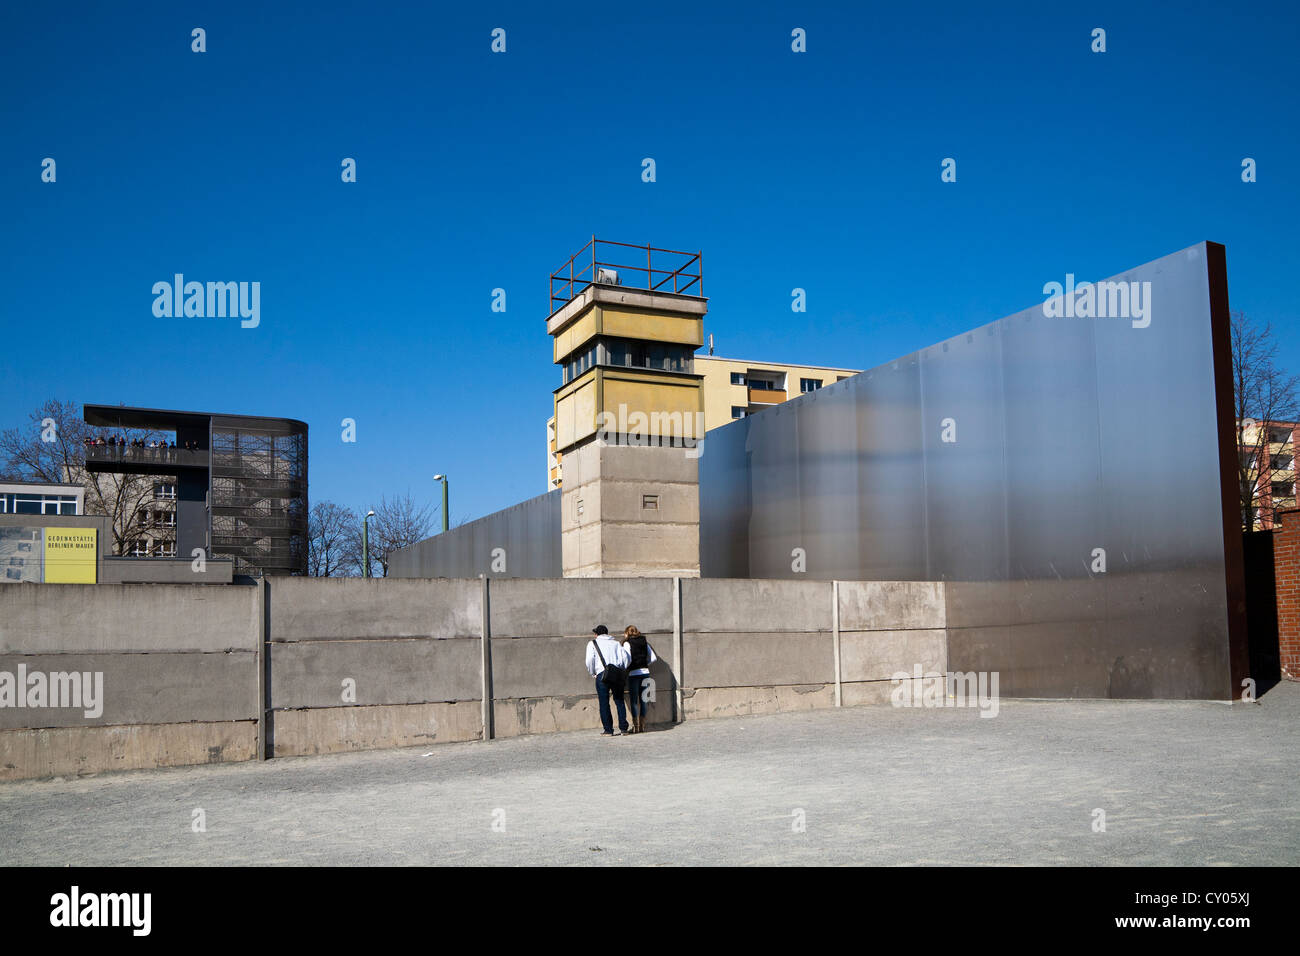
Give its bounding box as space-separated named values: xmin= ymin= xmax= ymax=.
xmin=748 ymin=386 xmax=787 ymax=405
xmin=84 ymin=444 xmax=209 ymax=474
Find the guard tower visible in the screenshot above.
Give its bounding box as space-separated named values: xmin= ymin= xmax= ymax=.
xmin=548 ymin=239 xmax=706 ymax=577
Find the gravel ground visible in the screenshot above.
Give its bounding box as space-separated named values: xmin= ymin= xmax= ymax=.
xmin=2 ymin=683 xmax=1296 ymax=866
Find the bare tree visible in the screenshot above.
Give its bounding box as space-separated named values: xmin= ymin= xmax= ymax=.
xmin=0 ymin=399 xmax=88 ymax=485
xmin=307 ymin=501 xmax=361 ymax=577
xmin=365 ymin=493 xmax=435 ymax=577
xmin=0 ymin=399 xmax=171 ymax=554
xmin=1232 ymin=312 xmax=1300 ymax=531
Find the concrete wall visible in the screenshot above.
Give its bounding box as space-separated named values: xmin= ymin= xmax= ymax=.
xmin=560 ymin=443 xmax=700 ymax=578
xmin=266 ymin=577 xmax=484 ymax=757
xmin=0 ymin=583 xmax=259 ymax=780
xmin=1 ymin=575 xmax=947 ymax=781
xmin=101 ymin=556 xmax=234 ymax=584
xmin=489 ymin=577 xmax=677 ymax=736
xmin=838 ymin=581 xmax=947 ymax=706
xmin=681 ymin=579 xmax=946 ymax=716
xmin=683 ymin=579 xmax=833 ymax=717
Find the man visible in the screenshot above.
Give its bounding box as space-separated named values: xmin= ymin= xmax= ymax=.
xmin=585 ymin=625 xmax=630 ymax=736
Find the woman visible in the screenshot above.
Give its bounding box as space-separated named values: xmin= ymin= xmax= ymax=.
xmin=621 ymin=625 xmax=657 ymax=734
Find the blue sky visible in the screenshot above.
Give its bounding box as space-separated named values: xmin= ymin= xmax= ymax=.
xmin=3 ymin=1 xmax=1297 ymax=526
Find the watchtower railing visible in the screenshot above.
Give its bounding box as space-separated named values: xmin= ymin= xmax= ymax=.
xmin=549 ymin=238 xmax=702 ymax=314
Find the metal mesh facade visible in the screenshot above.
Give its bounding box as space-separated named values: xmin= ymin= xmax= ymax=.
xmin=210 ymin=416 xmax=308 ymax=576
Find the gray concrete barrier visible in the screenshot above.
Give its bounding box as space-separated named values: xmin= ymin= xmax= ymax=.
xmin=0 ymin=575 xmax=947 ymax=780
xmin=0 ymin=584 xmax=260 ymax=781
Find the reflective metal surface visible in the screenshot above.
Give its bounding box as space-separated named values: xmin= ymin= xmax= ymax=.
xmin=700 ymin=242 xmax=1246 ymax=699
xmin=388 ymin=490 xmax=561 ymax=579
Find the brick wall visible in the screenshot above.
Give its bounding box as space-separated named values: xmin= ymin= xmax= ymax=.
xmin=1272 ymin=510 xmax=1300 ymax=680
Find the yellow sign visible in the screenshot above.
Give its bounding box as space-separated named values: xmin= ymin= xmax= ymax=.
xmin=43 ymin=528 xmax=98 ymax=584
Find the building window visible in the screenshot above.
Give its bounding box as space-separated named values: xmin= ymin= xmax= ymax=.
xmin=154 ymin=511 xmax=176 ymax=528
xmin=731 ymin=406 xmax=747 ymax=419
xmin=127 ymin=540 xmax=149 ymax=557
xmin=800 ymin=378 xmax=822 ymax=393
xmin=1272 ymin=481 xmax=1294 ymax=499
xmin=156 ymin=541 xmax=177 ymax=557
xmin=1 ymin=490 xmax=79 ymax=514
xmin=730 ymin=372 xmax=746 ymax=386
xmin=615 ymin=337 xmax=691 ymax=374
xmin=154 ymin=483 xmax=177 ymax=501
xmin=747 ymin=372 xmax=785 ymax=391
xmin=642 ymin=494 xmax=659 ymax=510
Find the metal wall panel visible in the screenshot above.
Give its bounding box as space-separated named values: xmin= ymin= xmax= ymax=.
xmin=387 ymin=490 xmax=561 ymax=579
xmin=700 ymin=242 xmax=1246 ymax=700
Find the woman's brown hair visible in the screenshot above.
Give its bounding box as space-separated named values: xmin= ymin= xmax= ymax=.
xmin=622 ymin=625 xmax=642 ymax=641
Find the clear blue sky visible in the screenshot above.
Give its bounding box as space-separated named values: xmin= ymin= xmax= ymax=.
xmin=3 ymin=1 xmax=1297 ymax=526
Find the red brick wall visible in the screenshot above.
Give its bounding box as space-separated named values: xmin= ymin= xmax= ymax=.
xmin=1272 ymin=510 xmax=1300 ymax=680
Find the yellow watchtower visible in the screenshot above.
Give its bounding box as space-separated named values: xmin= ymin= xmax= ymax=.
xmin=547 ymin=239 xmax=707 ymax=577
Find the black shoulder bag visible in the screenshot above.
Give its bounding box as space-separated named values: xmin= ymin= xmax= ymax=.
xmin=592 ymin=639 xmax=627 ymax=694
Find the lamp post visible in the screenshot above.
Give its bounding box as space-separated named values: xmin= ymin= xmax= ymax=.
xmin=433 ymin=475 xmax=449 ymax=533
xmin=363 ymin=509 xmax=376 ymax=578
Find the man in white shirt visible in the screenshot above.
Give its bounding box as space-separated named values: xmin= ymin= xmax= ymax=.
xmin=585 ymin=625 xmax=630 ymax=736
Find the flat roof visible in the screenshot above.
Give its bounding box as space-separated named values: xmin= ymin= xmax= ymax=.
xmin=84 ymin=404 xmax=307 ymax=431
xmin=696 ymin=356 xmax=862 ymax=374
xmin=0 ymin=480 xmax=84 ymax=491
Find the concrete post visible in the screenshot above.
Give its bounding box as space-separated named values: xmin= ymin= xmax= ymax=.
xmin=673 ymin=576 xmax=684 ymax=722
xmin=480 ymin=575 xmax=494 ymax=741
xmin=832 ymin=580 xmax=842 ymax=708
xmin=256 ymin=577 xmax=268 ymax=760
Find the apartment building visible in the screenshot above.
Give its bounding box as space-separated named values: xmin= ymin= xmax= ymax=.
xmin=695 ymin=355 xmax=861 ymax=432
xmin=546 ymin=354 xmax=861 ymax=489
xmin=1240 ymin=418 xmax=1297 ymax=529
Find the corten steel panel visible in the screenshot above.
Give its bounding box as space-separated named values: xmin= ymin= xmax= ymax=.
xmin=700 ymin=242 xmax=1246 ymax=700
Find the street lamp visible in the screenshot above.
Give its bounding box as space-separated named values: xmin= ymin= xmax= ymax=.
xmin=363 ymin=509 xmax=376 ymax=578
xmin=433 ymin=475 xmax=449 ymax=533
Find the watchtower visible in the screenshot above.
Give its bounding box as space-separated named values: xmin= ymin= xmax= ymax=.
xmin=547 ymin=239 xmax=706 ymax=577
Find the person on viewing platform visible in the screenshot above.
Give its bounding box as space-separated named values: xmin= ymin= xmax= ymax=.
xmin=585 ymin=625 xmax=630 ymax=737
xmin=620 ymin=625 xmax=657 ymax=734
